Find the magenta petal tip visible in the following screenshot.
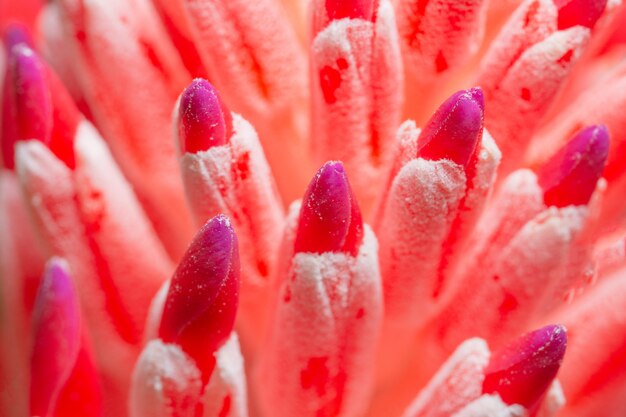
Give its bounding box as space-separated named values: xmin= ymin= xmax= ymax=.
xmin=554 ymin=0 xmax=607 ymax=30
xmin=294 ymin=161 xmax=364 ymax=256
xmin=178 ymin=78 xmax=233 ymax=154
xmin=30 ymin=258 xmax=81 ymax=417
xmin=9 ymin=44 xmax=51 ymax=145
xmin=418 ymin=87 xmax=484 ymax=168
xmin=159 ymin=214 xmax=240 ymax=375
xmin=538 ymin=125 xmax=609 ymax=207
xmin=3 ymin=22 xmax=33 ymax=51
xmin=482 ymin=324 xmax=567 ymax=410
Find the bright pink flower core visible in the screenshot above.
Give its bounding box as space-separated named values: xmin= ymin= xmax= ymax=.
xmin=159 ymin=215 xmax=240 ymax=379
xmin=538 ymin=125 xmax=609 ymax=207
xmin=418 ymin=87 xmax=484 ymax=169
xmin=294 ymin=161 xmax=364 ymax=256
xmin=178 ymin=78 xmax=233 ymax=154
xmin=554 ymin=0 xmax=607 ymax=30
xmin=483 ymin=324 xmax=567 ymax=410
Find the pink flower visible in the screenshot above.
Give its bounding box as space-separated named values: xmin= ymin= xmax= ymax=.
xmin=2 ymin=0 xmax=626 ymax=416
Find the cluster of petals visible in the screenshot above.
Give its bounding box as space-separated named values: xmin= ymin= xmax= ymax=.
xmin=2 ymin=1 xmax=626 ymax=417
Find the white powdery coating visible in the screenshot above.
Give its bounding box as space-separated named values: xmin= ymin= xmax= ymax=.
xmin=373 ymin=120 xmax=421 ymax=219
xmin=447 ymin=203 xmax=588 ymax=348
xmin=131 ymin=335 xmax=247 ymax=417
xmin=140 ymin=281 xmax=249 ymax=417
xmin=458 ymin=169 xmax=544 ymax=276
xmin=310 ymin=0 xmax=403 ymax=212
xmin=486 ymin=26 xmax=590 ymax=161
xmin=442 ymin=129 xmax=501 ymax=287
xmin=180 ymin=114 xmax=284 ymax=288
xmin=451 ymin=395 xmax=525 ymax=417
xmin=257 ymin=227 xmax=382 ymax=417
xmin=130 ymin=340 xmax=202 ymax=417
xmin=15 ymin=138 xmax=138 ymax=412
xmin=462 ymin=130 xmax=501 ymax=223
xmin=444 ymin=203 xmax=590 ymax=350
xmin=74 ymin=122 xmax=173 ymax=335
xmin=377 ymin=158 xmax=466 ymax=325
xmin=184 ymin=0 xmax=306 ymax=118
xmin=180 ymin=114 xmax=284 ymax=357
xmin=55 ymin=0 xmax=194 ymax=258
xmin=477 ymin=0 xmax=557 ymax=94
xmin=376 ymin=126 xmax=500 ymax=327
xmin=396 ymin=0 xmax=488 ymax=75
xmin=402 ymin=338 xmax=490 ymax=417
xmin=202 ymin=334 xmax=248 ymax=417
xmin=435 ymin=167 xmax=595 ymax=349
xmin=493 ymin=203 xmax=588 ymax=300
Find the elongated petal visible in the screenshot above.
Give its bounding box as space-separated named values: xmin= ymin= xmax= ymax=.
xmin=54 ymin=0 xmax=194 ymax=258
xmin=30 ymin=259 xmax=102 ymax=417
xmin=258 ymin=226 xmax=382 ymax=417
xmin=176 ymin=87 xmax=284 ymax=358
xmin=477 ymin=0 xmax=601 ymax=175
xmin=311 ymin=0 xmax=403 ymax=212
xmin=159 ymin=215 xmax=240 ymax=379
xmin=8 ymin=43 xmax=82 ymax=169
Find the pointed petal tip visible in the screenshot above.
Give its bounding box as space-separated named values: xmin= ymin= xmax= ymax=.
xmin=9 ymin=44 xmax=51 ymax=143
xmin=3 ymin=22 xmax=33 ymax=51
xmin=418 ymin=88 xmax=484 ymax=168
xmin=158 ymin=214 xmax=240 ymax=375
xmin=325 ymin=0 xmax=376 ymax=21
xmin=30 ymin=258 xmax=82 ymax=417
xmin=32 ymin=258 xmax=102 ymax=417
xmin=483 ymin=324 xmax=567 ymax=410
xmin=467 ymin=87 xmax=485 ymax=108
xmin=554 ymin=0 xmax=607 ymax=30
xmin=8 ymin=44 xmax=78 ymax=169
xmin=178 ymin=78 xmax=233 ymax=154
xmin=539 ymin=124 xmax=609 ymax=207
xmin=294 ymin=161 xmax=364 ymax=256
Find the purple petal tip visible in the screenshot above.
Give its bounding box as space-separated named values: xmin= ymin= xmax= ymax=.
xmin=418 ymin=88 xmax=484 ymax=169
xmin=30 ymin=258 xmax=82 ymax=417
xmin=3 ymin=22 xmax=33 ymax=51
xmin=159 ymin=214 xmax=240 ymax=376
xmin=483 ymin=324 xmax=567 ymax=410
xmin=294 ymin=161 xmax=363 ymax=256
xmin=538 ymin=125 xmax=609 ymax=207
xmin=178 ymin=78 xmax=233 ymax=154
